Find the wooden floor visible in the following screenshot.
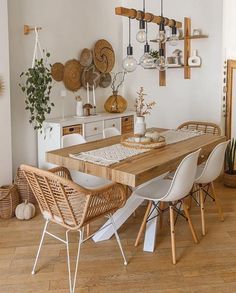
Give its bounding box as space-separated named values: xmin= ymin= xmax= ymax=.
xmin=1 ymin=182 xmax=236 ymax=293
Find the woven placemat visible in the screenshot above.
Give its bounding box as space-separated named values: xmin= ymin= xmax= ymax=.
xmin=63 ymin=59 xmax=82 ymax=91
xmin=51 ymin=62 xmax=64 ymax=82
xmin=93 ymin=39 xmax=115 ymax=73
xmin=81 ymin=64 xmax=101 ymax=89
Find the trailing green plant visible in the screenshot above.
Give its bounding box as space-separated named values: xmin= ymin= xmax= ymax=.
xmin=225 ymin=138 xmax=236 ymax=175
xmin=19 ymin=52 xmax=54 ymax=131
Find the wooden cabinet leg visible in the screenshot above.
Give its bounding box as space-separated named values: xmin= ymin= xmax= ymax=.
xmin=169 ymin=205 xmax=176 ymax=264
xmin=199 ymin=188 xmax=206 ymax=236
xmin=135 ymin=201 xmax=152 ymax=247
xmin=183 ymin=203 xmax=199 ymax=244
xmin=210 ymin=182 xmax=224 ymax=222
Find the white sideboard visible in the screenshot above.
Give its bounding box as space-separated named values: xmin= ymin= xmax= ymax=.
xmin=38 ymin=111 xmax=135 ymax=169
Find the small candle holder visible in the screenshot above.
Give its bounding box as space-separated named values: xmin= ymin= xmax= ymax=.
xmin=93 ymin=106 xmax=97 ymax=116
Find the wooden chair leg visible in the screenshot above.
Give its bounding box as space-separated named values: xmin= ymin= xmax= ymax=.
xmin=199 ymin=188 xmax=206 ymax=236
xmin=169 ymin=205 xmax=176 ymax=265
xmin=159 ymin=201 xmax=165 ymax=230
xmin=182 ymin=203 xmax=198 ymax=244
xmin=135 ymin=201 xmax=152 ymax=247
xmin=86 ymin=224 xmax=90 ymax=237
xmin=210 ymin=182 xmax=224 ymax=222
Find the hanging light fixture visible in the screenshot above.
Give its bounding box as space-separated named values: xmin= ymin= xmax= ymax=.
xmin=136 ymin=0 xmax=146 ymax=43
xmin=140 ymin=23 xmax=155 ymax=69
xmin=156 ymin=48 xmax=168 ymax=71
xmin=123 ymin=17 xmax=138 ymax=72
xmin=169 ymin=20 xmax=179 ymax=46
xmin=156 ymin=0 xmax=167 ymax=44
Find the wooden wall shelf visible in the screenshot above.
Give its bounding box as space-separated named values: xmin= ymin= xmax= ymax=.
xmin=150 ymin=35 xmax=208 ymax=43
xmin=146 ymin=65 xmax=201 ymax=70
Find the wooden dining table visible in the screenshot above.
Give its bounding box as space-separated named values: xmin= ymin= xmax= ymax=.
xmin=46 ymin=129 xmax=225 ymax=252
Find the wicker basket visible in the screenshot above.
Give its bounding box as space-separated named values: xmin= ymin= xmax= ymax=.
xmin=15 ymin=168 xmax=36 ymax=204
xmin=0 ymin=185 xmax=20 ymax=219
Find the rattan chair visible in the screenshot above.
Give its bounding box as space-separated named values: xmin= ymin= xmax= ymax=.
xmin=177 ymin=121 xmax=221 ymax=136
xmin=20 ymin=164 xmax=128 ymax=293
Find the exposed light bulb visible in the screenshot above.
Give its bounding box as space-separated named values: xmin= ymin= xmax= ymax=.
xmin=123 ymin=47 xmax=138 ymax=72
xmin=140 ymin=44 xmax=155 ymax=69
xmin=156 ymin=22 xmax=167 ymax=44
xmin=136 ymin=29 xmax=146 ymax=43
xmin=156 ymin=49 xmax=168 ymax=71
xmin=136 ymin=20 xmax=146 ymax=43
xmin=169 ymin=26 xmax=179 ymax=46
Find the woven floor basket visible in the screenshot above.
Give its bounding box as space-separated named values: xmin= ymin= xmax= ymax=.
xmin=15 ymin=168 xmax=36 ymax=204
xmin=0 ymin=185 xmax=20 ymax=219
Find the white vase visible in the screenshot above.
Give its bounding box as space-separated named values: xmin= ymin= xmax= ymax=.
xmin=188 ymin=50 xmax=201 ymax=67
xmin=76 ymin=101 xmax=83 ymax=117
xmin=135 ymin=116 xmax=146 ymax=136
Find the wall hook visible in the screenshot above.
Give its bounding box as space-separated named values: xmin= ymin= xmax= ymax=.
xmin=24 ymin=25 xmax=42 ymax=35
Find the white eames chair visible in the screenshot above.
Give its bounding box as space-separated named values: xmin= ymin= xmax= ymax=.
xmin=62 ymin=134 xmax=111 ymax=188
xmin=103 ymin=127 xmax=121 ymax=138
xmin=194 ymin=141 xmax=229 ymax=236
xmin=134 ymin=149 xmax=201 ymax=264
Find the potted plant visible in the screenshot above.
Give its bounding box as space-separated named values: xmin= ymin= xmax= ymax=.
xmin=224 ymin=139 xmax=236 ymax=188
xmin=134 ymin=87 xmax=156 ymax=136
xmin=19 ymin=52 xmax=54 ymax=132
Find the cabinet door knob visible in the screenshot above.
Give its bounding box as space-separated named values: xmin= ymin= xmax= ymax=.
xmin=112 ymin=124 xmax=115 ymax=127
xmin=94 ymin=127 xmax=97 ymax=131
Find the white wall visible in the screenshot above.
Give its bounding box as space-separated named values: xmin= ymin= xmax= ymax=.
xmin=223 ymin=0 xmax=236 ymax=59
xmin=8 ymin=0 xmax=123 ymax=173
xmin=123 ymin=0 xmax=223 ymax=130
xmin=0 ymin=0 xmax=12 ymax=185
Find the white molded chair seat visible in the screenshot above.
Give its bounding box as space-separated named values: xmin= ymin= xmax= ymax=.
xmin=134 ymin=149 xmax=201 ymax=264
xmin=62 ymin=134 xmax=111 ymax=188
xmin=103 ymin=127 xmax=121 ymax=138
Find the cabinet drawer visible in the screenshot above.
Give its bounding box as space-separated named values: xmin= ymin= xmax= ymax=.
xmin=121 ymin=115 xmax=134 ymax=134
xmin=84 ymin=121 xmax=103 ymax=137
xmin=104 ymin=118 xmax=121 ymax=130
xmin=63 ymin=124 xmax=82 ymax=136
xmin=85 ymin=134 xmax=103 ymax=142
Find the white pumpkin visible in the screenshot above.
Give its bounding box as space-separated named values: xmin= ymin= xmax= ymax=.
xmin=15 ymin=200 xmax=35 ymax=220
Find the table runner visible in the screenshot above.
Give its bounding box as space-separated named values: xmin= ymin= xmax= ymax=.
xmin=69 ymin=129 xmax=204 ymax=167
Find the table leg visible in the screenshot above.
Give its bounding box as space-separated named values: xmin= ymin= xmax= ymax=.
xmin=143 ymin=203 xmax=158 ymax=252
xmin=92 ymin=193 xmax=144 ymax=242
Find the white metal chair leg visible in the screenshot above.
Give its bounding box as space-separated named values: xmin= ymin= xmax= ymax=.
xmin=32 ymin=220 xmax=49 ymax=275
xmin=109 ymin=215 xmax=128 ymax=266
xmin=66 ymin=228 xmax=84 ymax=293
xmin=72 ymin=228 xmax=84 ymax=292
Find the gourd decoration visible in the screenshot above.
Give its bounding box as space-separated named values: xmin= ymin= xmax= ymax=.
xmin=15 ymin=200 xmax=35 ymax=220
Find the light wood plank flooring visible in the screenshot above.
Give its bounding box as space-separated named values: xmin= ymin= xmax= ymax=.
xmin=1 ymin=182 xmax=236 ymax=292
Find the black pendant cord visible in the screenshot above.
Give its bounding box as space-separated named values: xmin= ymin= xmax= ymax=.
xmin=143 ymin=0 xmax=146 ymax=12
xmin=161 ymin=0 xmax=163 ymax=17
xmin=129 ymin=17 xmax=131 ymax=47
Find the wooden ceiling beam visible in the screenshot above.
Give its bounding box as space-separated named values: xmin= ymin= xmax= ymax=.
xmin=115 ymin=7 xmax=182 ymax=28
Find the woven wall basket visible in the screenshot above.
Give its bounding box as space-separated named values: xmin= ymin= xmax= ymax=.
xmin=15 ymin=168 xmax=36 ymax=204
xmin=0 ymin=185 xmax=20 ymax=219
xmin=93 ymin=39 xmax=115 ymax=73
xmin=81 ymin=64 xmax=101 ymax=89
xmin=51 ymin=62 xmax=64 ymax=82
xmin=63 ymin=59 xmax=82 ymax=91
xmin=80 ymin=48 xmax=93 ymax=67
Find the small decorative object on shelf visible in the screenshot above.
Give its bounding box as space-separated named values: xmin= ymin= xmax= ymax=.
xmin=15 ymin=200 xmax=36 ymax=220
xmin=168 ymin=49 xmax=183 ymax=67
xmin=134 ymin=87 xmax=156 ymax=135
xmin=75 ymin=96 xmax=83 ymax=117
xmin=104 ymin=71 xmax=128 ymax=113
xmin=193 ymin=29 xmax=202 ymax=36
xmin=83 ymin=103 xmax=93 ymax=116
xmin=188 ymin=50 xmax=202 ymax=67
xmin=223 ymin=139 xmax=236 ymax=188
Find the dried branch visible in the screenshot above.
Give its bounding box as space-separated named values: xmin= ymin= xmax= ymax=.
xmin=135 ymin=87 xmax=156 ymax=117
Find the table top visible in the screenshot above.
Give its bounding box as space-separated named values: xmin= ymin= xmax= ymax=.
xmin=46 ymin=130 xmax=225 ymax=187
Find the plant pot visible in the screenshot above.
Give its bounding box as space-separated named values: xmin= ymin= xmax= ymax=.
xmin=223 ymin=171 xmax=236 ymax=188
xmin=104 ymin=91 xmax=127 ymax=113
xmin=134 ymin=116 xmax=146 ymax=136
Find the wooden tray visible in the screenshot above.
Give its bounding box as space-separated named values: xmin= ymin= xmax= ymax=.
xmin=121 ymin=135 xmax=166 ymax=150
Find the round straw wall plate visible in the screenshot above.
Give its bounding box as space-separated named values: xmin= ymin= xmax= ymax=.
xmin=51 ymin=62 xmax=64 ymax=82
xmin=93 ymin=39 xmax=115 ymax=73
xmin=99 ymin=73 xmax=112 ymax=88
xmin=79 ymin=48 xmax=93 ymax=67
xmin=63 ymin=59 xmax=82 ymax=91
xmin=81 ymin=64 xmax=101 ymax=89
